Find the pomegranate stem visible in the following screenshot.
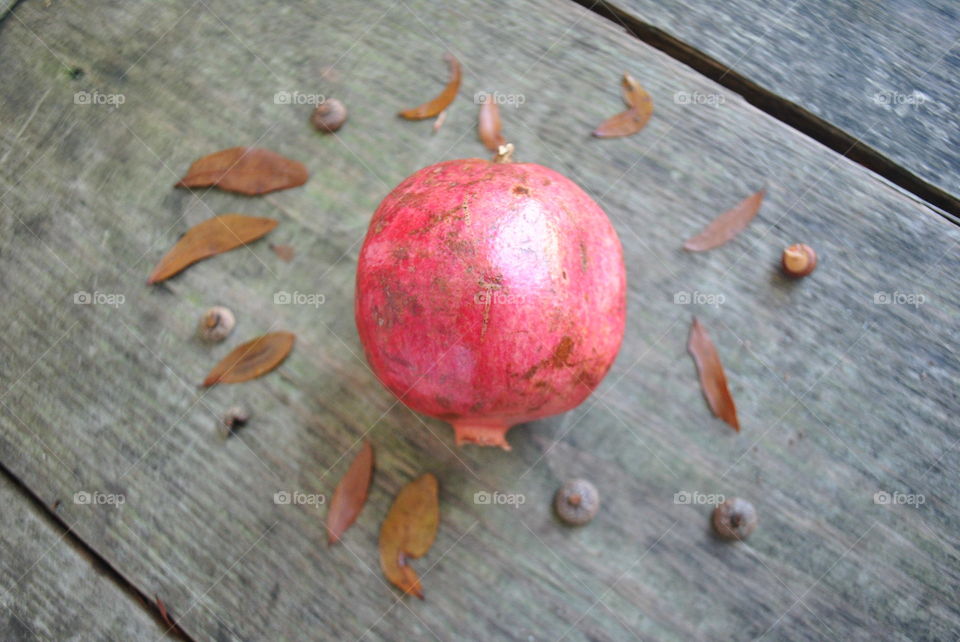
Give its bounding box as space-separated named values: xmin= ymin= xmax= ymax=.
xmin=493 ymin=143 xmax=514 ymax=164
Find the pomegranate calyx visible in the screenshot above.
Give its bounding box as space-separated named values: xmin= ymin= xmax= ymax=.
xmin=452 ymin=421 xmax=513 ymax=450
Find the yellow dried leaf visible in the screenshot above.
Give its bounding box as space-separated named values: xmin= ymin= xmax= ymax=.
xmin=379 ymin=474 xmax=439 ymax=599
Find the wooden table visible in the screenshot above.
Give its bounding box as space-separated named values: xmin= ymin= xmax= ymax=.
xmin=1 ymin=1 xmax=957 ymax=639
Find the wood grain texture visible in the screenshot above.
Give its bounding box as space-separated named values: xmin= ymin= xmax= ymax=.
xmin=597 ymin=0 xmax=960 ymax=202
xmin=0 ymin=474 xmax=164 ymax=640
xmin=0 ymin=0 xmax=957 ymax=640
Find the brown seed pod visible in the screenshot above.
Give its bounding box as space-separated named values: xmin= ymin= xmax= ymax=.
xmin=198 ymin=306 xmax=235 ymax=342
xmin=554 ymin=479 xmax=599 ymax=526
xmin=311 ymin=98 xmax=347 ymax=133
xmin=221 ymin=406 xmax=250 ymax=437
xmin=712 ymin=497 xmax=757 ymax=540
xmin=781 ymin=243 xmax=817 ymax=278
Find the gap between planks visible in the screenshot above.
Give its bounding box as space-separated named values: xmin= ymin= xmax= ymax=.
xmin=571 ymin=0 xmax=960 ymax=225
xmin=0 ymin=0 xmax=29 ymax=30
xmin=0 ymin=460 xmax=195 ymax=642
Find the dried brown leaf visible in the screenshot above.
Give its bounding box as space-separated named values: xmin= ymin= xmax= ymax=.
xmin=379 ymin=473 xmax=439 ymax=599
xmin=147 ymin=214 xmax=278 ymax=284
xmin=684 ymin=190 xmax=765 ymax=252
xmin=270 ymin=243 xmax=295 ymax=262
xmin=326 ymin=441 xmax=374 ymax=545
xmin=478 ymin=95 xmax=505 ymax=151
xmin=398 ymin=54 xmax=461 ymax=120
xmin=175 ymin=147 xmax=308 ymax=195
xmin=687 ymin=318 xmax=739 ymax=431
xmin=202 ymin=331 xmax=295 ymax=387
xmin=593 ymin=72 xmax=653 ymax=138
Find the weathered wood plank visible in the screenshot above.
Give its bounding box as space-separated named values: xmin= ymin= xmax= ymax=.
xmin=595 ymin=0 xmax=960 ymax=203
xmin=0 ymin=0 xmax=957 ymax=640
xmin=0 ymin=473 xmax=165 ymax=640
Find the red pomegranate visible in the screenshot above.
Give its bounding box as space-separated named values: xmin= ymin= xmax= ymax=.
xmin=355 ymin=146 xmax=626 ymax=449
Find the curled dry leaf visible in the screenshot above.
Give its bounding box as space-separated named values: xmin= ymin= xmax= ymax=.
xmin=147 ymin=214 xmax=277 ymax=284
xmin=684 ymin=189 xmax=765 ymax=252
xmin=379 ymin=473 xmax=439 ymax=599
xmin=398 ymin=54 xmax=461 ymax=120
xmin=478 ymin=95 xmax=505 ymax=151
xmin=593 ymin=73 xmax=653 ymax=138
xmin=326 ymin=441 xmax=374 ymax=545
xmin=175 ymin=147 xmax=308 ymax=195
xmin=202 ymin=331 xmax=295 ymax=387
xmin=687 ymin=318 xmax=739 ymax=431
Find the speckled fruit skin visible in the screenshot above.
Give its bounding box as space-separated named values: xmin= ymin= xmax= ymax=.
xmin=355 ymin=157 xmax=626 ymax=449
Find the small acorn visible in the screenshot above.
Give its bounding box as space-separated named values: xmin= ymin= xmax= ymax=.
xmin=554 ymin=479 xmax=599 ymax=526
xmin=781 ymin=243 xmax=817 ymax=278
xmin=220 ymin=405 xmax=250 ymax=437
xmin=712 ymin=497 xmax=757 ymax=540
xmin=311 ymin=98 xmax=347 ymax=133
xmin=198 ymin=306 xmax=235 ymax=342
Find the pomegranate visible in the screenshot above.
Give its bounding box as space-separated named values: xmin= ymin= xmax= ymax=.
xmin=355 ymin=146 xmax=626 ymax=449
